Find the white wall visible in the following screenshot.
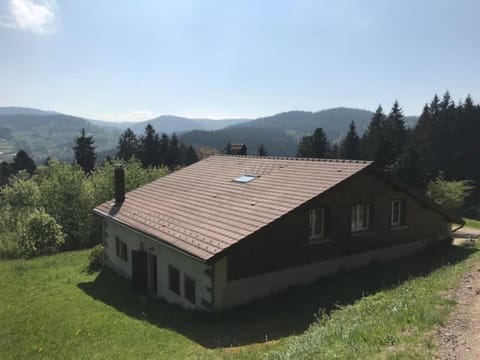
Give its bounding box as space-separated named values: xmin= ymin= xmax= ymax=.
xmin=103 ymin=218 xmax=212 ymax=310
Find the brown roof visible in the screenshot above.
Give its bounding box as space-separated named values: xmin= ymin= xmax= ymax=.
xmin=94 ymin=155 xmax=371 ymax=261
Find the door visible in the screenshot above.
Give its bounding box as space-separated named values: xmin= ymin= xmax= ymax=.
xmin=148 ymin=253 xmax=158 ymax=294
xmin=131 ymin=251 xmax=148 ymax=292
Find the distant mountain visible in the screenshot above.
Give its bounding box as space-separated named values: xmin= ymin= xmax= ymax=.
xmin=0 ymin=112 xmax=119 ymax=163
xmin=131 ymin=116 xmax=250 ymax=134
xmin=88 ymin=119 xmax=137 ymax=129
xmin=180 ymin=108 xmax=418 ymax=156
xmin=0 ymin=106 xmax=419 ymax=160
xmin=0 ymin=107 xmax=57 ymax=116
xmin=234 ymin=108 xmax=369 ymax=141
xmin=181 ymin=127 xmax=298 ymax=156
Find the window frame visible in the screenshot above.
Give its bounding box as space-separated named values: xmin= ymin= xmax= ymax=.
xmin=351 ymin=203 xmax=371 ymax=232
xmin=184 ymin=275 xmax=196 ymax=304
xmin=391 ymin=199 xmax=402 ymax=226
xmin=168 ymin=265 xmax=180 ymax=295
xmin=308 ymin=208 xmax=325 ymax=240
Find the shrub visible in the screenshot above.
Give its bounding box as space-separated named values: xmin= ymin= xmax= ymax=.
xmin=88 ymin=244 xmax=105 ymax=271
xmin=427 ymin=175 xmax=474 ymax=212
xmin=37 ymin=161 xmax=95 ymax=250
xmin=19 ymin=210 xmax=65 ymax=257
xmin=0 ymin=233 xmax=22 ymax=259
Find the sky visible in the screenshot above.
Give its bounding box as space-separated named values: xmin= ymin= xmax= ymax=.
xmin=0 ymin=0 xmax=479 ymax=122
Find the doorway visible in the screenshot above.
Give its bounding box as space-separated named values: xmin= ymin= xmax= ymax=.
xmin=131 ymin=251 xmax=158 ymax=294
xmin=148 ymin=253 xmax=158 ymax=294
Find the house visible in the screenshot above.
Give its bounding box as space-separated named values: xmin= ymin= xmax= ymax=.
xmin=93 ymin=155 xmax=463 ymax=311
xmin=229 ymin=143 xmax=247 ymax=155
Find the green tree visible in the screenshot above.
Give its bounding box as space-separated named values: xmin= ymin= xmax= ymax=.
xmin=168 ymin=133 xmax=180 ymax=168
xmin=427 ymin=175 xmax=474 ymax=213
xmin=20 ymin=210 xmax=65 ymax=257
xmin=139 ymin=124 xmax=160 ymax=168
xmin=339 ymin=121 xmax=360 ymax=159
xmin=185 ymin=145 xmax=199 ymax=165
xmin=257 ymin=144 xmax=268 ymax=156
xmin=12 ymin=150 xmax=36 ymax=175
xmin=224 ymin=142 xmax=233 ymax=155
xmin=387 ymin=143 xmax=426 ymax=190
xmin=0 ymin=161 xmax=13 ymax=186
xmin=116 ymin=128 xmax=139 ymax=161
xmin=89 ymin=158 xmax=168 ymax=206
xmin=383 ymin=100 xmax=407 ymax=167
xmin=297 ymin=128 xmax=330 ymax=158
xmin=0 ymin=176 xmax=41 ymax=210
xmin=361 ymin=105 xmax=388 ymax=165
xmin=37 ymin=161 xmax=95 ymax=250
xmin=73 ymin=128 xmax=96 ymax=174
xmin=159 ymin=133 xmax=170 ymax=167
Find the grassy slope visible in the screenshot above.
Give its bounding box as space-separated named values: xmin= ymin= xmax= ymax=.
xmin=465 ymin=218 xmax=480 ymax=230
xmin=0 ymin=242 xmax=478 ymax=360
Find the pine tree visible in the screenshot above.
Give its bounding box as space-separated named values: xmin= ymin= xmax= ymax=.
xmin=168 ymin=133 xmax=180 ymax=168
xmin=297 ymin=128 xmax=330 ymax=158
xmin=159 ymin=133 xmax=170 ymax=167
xmin=73 ymin=128 xmax=96 ymax=174
xmin=139 ymin=124 xmax=160 ymax=168
xmin=339 ymin=120 xmax=360 ymax=159
xmin=12 ymin=150 xmax=36 ymax=174
xmin=383 ymin=100 xmax=407 ymax=166
xmin=185 ymin=145 xmax=199 ymax=165
xmin=224 ymin=142 xmax=233 ymax=155
xmin=178 ymin=141 xmax=188 ymax=165
xmin=0 ymin=161 xmax=13 ymax=186
xmin=257 ymin=144 xmax=268 ymax=156
xmin=387 ymin=142 xmax=425 ymax=190
xmin=410 ymin=103 xmax=435 ymax=180
xmin=116 ymin=128 xmax=139 ymax=161
xmin=361 ymin=105 xmax=389 ymax=166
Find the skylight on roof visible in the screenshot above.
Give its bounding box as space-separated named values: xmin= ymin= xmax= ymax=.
xmin=234 ymin=175 xmax=256 ymax=183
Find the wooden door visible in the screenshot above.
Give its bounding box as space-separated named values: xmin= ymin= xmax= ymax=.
xmin=131 ymin=251 xmax=148 ymax=292
xmin=149 ymin=253 xmax=158 ymax=294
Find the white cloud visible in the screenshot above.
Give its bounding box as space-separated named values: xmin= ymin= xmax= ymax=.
xmin=97 ymin=110 xmax=158 ymax=123
xmin=0 ymin=0 xmax=57 ymax=34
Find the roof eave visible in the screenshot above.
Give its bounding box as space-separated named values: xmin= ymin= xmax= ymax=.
xmin=369 ymin=166 xmax=465 ymax=225
xmin=93 ymin=208 xmax=210 ymax=263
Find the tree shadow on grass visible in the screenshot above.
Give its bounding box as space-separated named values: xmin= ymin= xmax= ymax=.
xmin=78 ymin=242 xmax=477 ymax=348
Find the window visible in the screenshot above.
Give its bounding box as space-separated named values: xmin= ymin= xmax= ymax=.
xmin=309 ymin=208 xmax=325 ymax=239
xmin=234 ymin=175 xmax=256 ymax=183
xmin=115 ymin=237 xmax=128 ymax=261
xmin=184 ymin=275 xmax=196 ymax=304
xmin=351 ymin=203 xmax=371 ymax=232
xmin=391 ymin=200 xmax=403 ymax=226
xmin=168 ymin=266 xmax=180 ymax=295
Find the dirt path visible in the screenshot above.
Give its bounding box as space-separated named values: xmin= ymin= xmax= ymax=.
xmin=436 ymin=227 xmax=480 ymax=360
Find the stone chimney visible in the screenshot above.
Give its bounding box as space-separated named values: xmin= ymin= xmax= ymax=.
xmin=114 ymin=166 xmax=125 ymax=204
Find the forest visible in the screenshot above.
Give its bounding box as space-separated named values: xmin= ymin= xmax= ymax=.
xmin=296 ymin=92 xmax=480 ymax=217
xmin=0 ymin=91 xmax=479 ymax=260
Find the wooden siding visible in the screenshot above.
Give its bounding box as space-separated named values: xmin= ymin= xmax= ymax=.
xmin=226 ymin=170 xmax=449 ymax=281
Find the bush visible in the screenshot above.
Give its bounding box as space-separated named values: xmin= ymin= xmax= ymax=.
xmin=427 ymin=175 xmax=474 ymax=212
xmin=0 ymin=233 xmax=22 ymax=259
xmin=19 ymin=210 xmax=65 ymax=257
xmin=88 ymin=244 xmax=105 ymax=271
xmin=37 ymin=162 xmax=95 ymax=250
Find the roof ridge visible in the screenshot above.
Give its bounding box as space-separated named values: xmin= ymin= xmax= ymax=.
xmin=213 ymin=154 xmax=372 ymax=165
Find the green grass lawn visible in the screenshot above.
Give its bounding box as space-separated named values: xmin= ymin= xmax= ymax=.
xmin=465 ymin=217 xmax=480 ymax=230
xmin=0 ymin=241 xmax=479 ymax=360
